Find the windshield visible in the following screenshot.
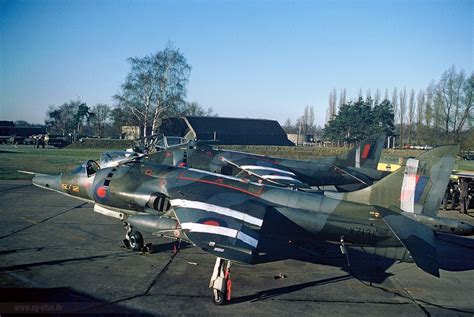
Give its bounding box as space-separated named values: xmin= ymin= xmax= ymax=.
xmin=153 ymin=135 xmax=189 ymax=150
xmin=72 ymin=160 xmax=100 ymax=177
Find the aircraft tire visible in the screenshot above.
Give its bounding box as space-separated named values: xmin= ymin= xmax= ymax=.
xmin=129 ymin=231 xmax=144 ymax=251
xmin=212 ymin=289 xmax=226 ymax=305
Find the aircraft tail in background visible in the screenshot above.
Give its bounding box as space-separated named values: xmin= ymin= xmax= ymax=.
xmin=335 ymin=133 xmax=386 ymax=170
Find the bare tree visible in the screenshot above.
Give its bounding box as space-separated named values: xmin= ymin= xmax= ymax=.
xmin=425 ymin=82 xmax=436 ymax=127
xmin=407 ymin=89 xmax=415 ymax=144
xmin=391 ymin=88 xmax=399 ymax=122
xmin=339 ymin=88 xmax=347 ymax=107
xmin=114 ymin=44 xmax=191 ymax=138
xmin=327 ymin=89 xmax=338 ymax=123
xmin=416 ymin=89 xmax=425 ymax=143
xmin=427 ymin=66 xmax=474 ymax=142
xmin=309 ymin=106 xmax=315 ymax=134
xmin=399 ymin=88 xmax=407 ymax=145
xmin=91 ymin=104 xmax=111 ymax=138
xmin=366 ymin=89 xmax=372 ymax=101
xmin=374 ymin=88 xmax=381 ymax=105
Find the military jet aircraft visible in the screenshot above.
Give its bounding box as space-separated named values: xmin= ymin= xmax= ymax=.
xmin=30 ymin=144 xmax=474 ymax=305
xmin=141 ymin=133 xmax=389 ymax=191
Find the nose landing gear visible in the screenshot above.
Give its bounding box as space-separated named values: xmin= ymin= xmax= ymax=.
xmin=209 ymin=257 xmax=232 ymax=305
xmin=123 ymin=222 xmax=144 ymax=251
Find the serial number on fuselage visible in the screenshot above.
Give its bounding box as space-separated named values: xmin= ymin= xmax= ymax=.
xmin=349 ymin=226 xmax=376 ymax=239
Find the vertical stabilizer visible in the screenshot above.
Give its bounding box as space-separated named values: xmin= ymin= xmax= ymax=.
xmin=335 ymin=133 xmax=386 ymax=170
xmin=337 ymin=145 xmax=459 ymax=216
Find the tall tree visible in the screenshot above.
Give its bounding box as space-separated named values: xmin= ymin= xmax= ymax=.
xmin=407 ymin=89 xmax=416 ymax=144
xmin=398 ymin=88 xmax=407 ymax=145
xmin=91 ymin=104 xmax=111 ymax=137
xmin=45 ymin=101 xmax=83 ymax=136
xmin=114 ymin=43 xmax=191 ymax=138
xmin=323 ymin=97 xmax=393 ymax=143
xmin=391 ymin=88 xmax=399 ymax=125
xmin=301 ymin=105 xmax=314 ymax=135
xmin=416 ymin=89 xmax=425 ymax=143
xmin=74 ymin=102 xmax=93 ymax=137
xmin=327 ymin=89 xmax=337 ymax=123
xmin=339 ymin=88 xmax=347 ymax=108
xmin=374 ymin=88 xmax=381 ymax=106
xmin=180 ymin=101 xmax=217 ymax=116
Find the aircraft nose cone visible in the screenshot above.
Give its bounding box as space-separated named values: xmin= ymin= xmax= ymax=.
xmin=32 ymin=174 xmax=61 ymax=191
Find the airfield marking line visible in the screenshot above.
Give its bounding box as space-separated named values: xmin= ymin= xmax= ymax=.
xmin=390 ymin=273 xmax=430 ymax=317
xmin=0 ymin=252 xmax=130 ymax=273
xmin=80 ymin=244 xmax=182 ymax=313
xmin=6 ymin=271 xmax=42 ymax=288
xmin=0 ymin=202 xmax=88 ymax=240
xmin=0 ymin=184 xmax=32 ymax=193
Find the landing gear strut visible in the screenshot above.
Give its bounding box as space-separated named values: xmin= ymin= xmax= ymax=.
xmin=209 ymin=257 xmax=232 ymax=305
xmin=123 ymin=222 xmax=144 ymax=251
xmin=339 ymin=236 xmax=351 ymax=268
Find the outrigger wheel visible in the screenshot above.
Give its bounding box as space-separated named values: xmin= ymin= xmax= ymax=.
xmin=209 ymin=257 xmax=232 ymax=305
xmin=212 ymin=289 xmax=226 ymax=305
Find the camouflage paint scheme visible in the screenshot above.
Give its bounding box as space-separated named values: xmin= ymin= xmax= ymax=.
xmin=32 ymin=144 xmax=474 ymax=284
xmin=146 ymin=133 xmax=388 ymax=190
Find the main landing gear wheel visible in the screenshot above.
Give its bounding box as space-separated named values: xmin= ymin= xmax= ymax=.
xmin=128 ymin=231 xmax=144 ymax=251
xmin=123 ymin=222 xmax=144 ymax=251
xmin=209 ymin=257 xmax=232 ymax=305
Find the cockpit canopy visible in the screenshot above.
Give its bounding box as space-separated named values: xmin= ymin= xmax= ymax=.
xmin=154 ymin=136 xmax=189 ymax=151
xmin=72 ymin=160 xmax=100 ymax=178
xmin=100 ymin=150 xmax=139 ymax=168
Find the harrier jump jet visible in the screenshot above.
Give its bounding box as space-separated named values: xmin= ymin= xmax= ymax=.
xmin=30 ymin=145 xmax=474 ymax=305
xmin=140 ymin=133 xmax=389 ymax=191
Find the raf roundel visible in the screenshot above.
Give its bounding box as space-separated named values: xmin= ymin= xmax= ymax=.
xmin=96 ymin=186 xmax=107 ymax=198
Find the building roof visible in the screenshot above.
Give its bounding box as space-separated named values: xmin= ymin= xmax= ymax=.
xmin=160 ymin=116 xmax=294 ymax=146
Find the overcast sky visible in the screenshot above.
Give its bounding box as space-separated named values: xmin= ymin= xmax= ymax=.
xmin=1 ymin=0 xmax=472 ymax=126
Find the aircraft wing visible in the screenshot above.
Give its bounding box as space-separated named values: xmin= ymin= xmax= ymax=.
xmin=171 ymin=199 xmax=266 ymax=264
xmin=220 ymin=157 xmax=309 ymax=188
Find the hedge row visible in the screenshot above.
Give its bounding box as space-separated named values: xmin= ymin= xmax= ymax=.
xmin=66 ymin=139 xmax=135 ymax=149
xmin=66 ymin=139 xmax=425 ymax=161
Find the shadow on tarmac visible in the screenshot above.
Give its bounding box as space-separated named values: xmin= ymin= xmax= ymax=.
xmin=0 ymin=287 xmax=152 ymax=315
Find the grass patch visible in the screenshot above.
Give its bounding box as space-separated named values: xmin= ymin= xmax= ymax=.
xmin=1 ymin=144 xmax=468 ymax=181
xmin=0 ymin=145 xmax=105 ymax=180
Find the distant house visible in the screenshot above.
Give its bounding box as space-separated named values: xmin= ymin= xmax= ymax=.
xmin=121 ymin=126 xmax=141 ymax=140
xmin=159 ymin=116 xmax=294 ymax=146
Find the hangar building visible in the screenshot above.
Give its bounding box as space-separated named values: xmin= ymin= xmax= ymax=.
xmin=158 ymin=116 xmax=294 ymax=146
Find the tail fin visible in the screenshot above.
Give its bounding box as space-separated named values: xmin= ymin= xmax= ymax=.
xmin=338 ymin=145 xmax=459 ymax=216
xmin=335 ymin=133 xmax=386 ymax=170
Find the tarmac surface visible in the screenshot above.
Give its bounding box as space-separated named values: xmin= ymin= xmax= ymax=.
xmin=1 ymin=180 xmax=474 ymax=316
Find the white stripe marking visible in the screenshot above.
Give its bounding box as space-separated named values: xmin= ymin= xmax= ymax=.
xmin=260 ymin=175 xmax=302 ymax=183
xmin=170 ymin=199 xmax=263 ymax=227
xmin=400 ymin=159 xmax=419 ymax=213
xmin=240 ymin=165 xmax=296 ymax=176
xmin=187 ymin=168 xmax=263 ymax=186
xmin=355 ymin=145 xmax=361 ymax=168
xmin=180 ymin=222 xmax=258 ymax=248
